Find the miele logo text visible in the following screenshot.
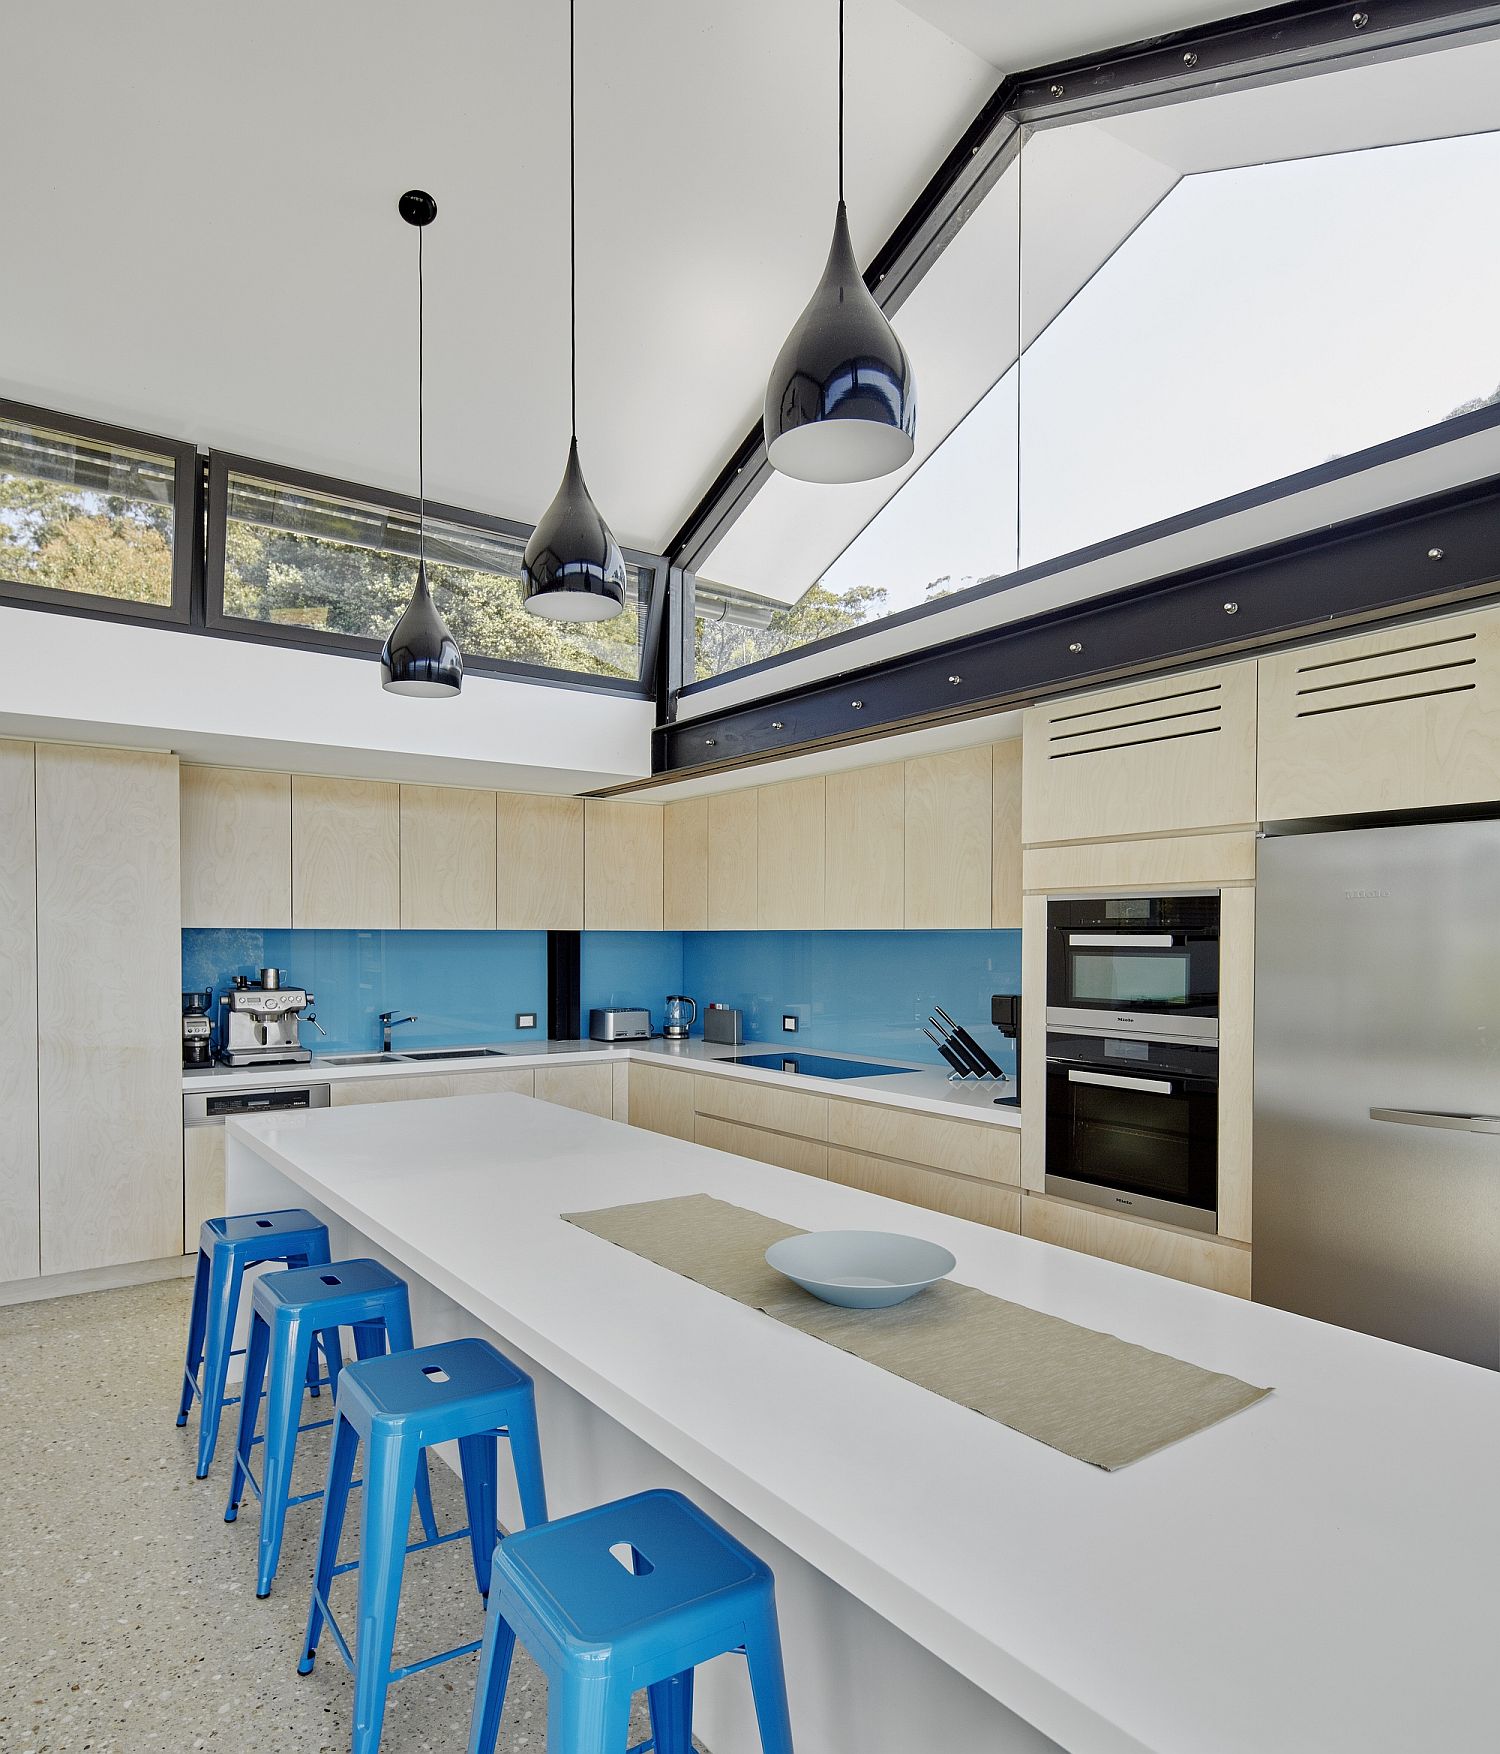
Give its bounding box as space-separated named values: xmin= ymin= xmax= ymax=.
xmin=1343 ymin=889 xmax=1390 ymax=900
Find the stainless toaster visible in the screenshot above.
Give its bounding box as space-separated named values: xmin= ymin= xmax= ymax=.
xmin=589 ymin=1007 xmax=651 ymax=1042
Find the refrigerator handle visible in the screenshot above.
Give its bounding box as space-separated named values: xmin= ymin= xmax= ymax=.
xmin=1369 ymin=1107 xmax=1500 ymax=1134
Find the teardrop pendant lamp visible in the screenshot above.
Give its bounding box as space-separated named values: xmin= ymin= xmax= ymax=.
xmin=763 ymin=0 xmax=916 ymax=483
xmin=381 ymin=189 xmax=463 ymax=695
xmin=523 ymin=0 xmax=627 ymax=622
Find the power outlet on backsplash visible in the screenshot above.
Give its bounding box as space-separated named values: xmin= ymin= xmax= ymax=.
xmin=781 ymin=1013 xmax=799 ymax=1033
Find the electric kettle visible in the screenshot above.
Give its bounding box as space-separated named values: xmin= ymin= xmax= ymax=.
xmin=662 ymin=995 xmax=697 ymax=1041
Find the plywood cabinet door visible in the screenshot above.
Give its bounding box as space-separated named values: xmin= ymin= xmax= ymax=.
xmin=1022 ymin=661 xmax=1258 ymax=845
xmin=904 ymin=747 xmax=993 ymax=928
xmin=36 ymin=745 xmax=181 ymax=1275
xmin=824 ymin=763 xmax=903 ymax=929
xmin=584 ymin=801 xmax=663 ymax=930
xmin=1256 ymin=605 xmax=1500 ymax=821
xmin=0 ymin=741 xmax=39 ymax=1282
xmin=184 ymin=1125 xmax=225 ymax=1255
xmin=180 ymin=766 xmax=292 ymax=927
xmin=695 ymin=1114 xmax=828 ymax=1178
xmin=1021 ymin=1194 xmax=1251 ymax=1297
xmin=496 ymin=794 xmax=584 ymax=930
xmin=628 ymin=1063 xmax=696 ymax=1140
xmin=292 ymin=776 xmax=400 ymax=928
xmin=400 ymin=785 xmax=497 ymax=930
xmin=828 ymin=1149 xmax=1020 ymax=1232
xmin=662 ymin=799 xmax=708 ymax=930
xmin=991 ymin=739 xmax=1023 ymax=928
xmin=331 ymin=1068 xmax=535 ymax=1105
xmin=707 ymin=791 xmax=758 ymax=929
xmin=758 ymin=777 xmax=825 ymax=929
xmin=535 ymin=1063 xmax=614 ymax=1118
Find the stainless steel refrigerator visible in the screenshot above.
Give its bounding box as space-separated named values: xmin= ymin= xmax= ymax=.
xmin=1254 ymin=818 xmax=1500 ymax=1369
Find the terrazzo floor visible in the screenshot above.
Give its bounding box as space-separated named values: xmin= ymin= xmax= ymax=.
xmin=0 ymin=1276 xmax=658 ymax=1753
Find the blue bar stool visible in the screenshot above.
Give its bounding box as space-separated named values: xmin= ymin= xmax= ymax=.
xmin=467 ymin=1489 xmax=794 ymax=1754
xmin=177 ymin=1208 xmax=334 ymax=1478
xmin=300 ymin=1336 xmax=549 ymax=1754
xmin=225 ymin=1258 xmax=441 ymax=1598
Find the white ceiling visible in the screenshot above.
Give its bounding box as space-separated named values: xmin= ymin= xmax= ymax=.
xmin=896 ymin=1 xmax=1269 ymax=72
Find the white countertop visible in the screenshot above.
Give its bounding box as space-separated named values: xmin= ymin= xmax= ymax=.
xmin=227 ymin=1094 xmax=1498 ymax=1754
xmin=186 ymin=1035 xmax=1022 ymax=1128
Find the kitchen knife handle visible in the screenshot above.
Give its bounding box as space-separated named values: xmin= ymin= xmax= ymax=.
xmin=924 ymin=1026 xmax=971 ymax=1076
xmin=929 ymin=1016 xmax=987 ymax=1076
xmin=934 ymin=1007 xmax=1004 ymax=1078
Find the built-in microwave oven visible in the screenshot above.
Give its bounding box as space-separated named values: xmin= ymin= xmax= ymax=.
xmin=1044 ymin=1030 xmax=1219 ymax=1232
xmin=1046 ymin=893 xmax=1219 ymax=1042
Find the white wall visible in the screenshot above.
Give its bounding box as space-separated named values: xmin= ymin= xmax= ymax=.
xmin=0 ymin=607 xmax=653 ymax=791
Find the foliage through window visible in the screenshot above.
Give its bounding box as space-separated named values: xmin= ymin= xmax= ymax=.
xmin=0 ymin=413 xmax=180 ymax=608
xmin=219 ymin=472 xmax=647 ymax=682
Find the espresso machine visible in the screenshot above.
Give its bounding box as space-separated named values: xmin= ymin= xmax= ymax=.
xmin=217 ymin=968 xmax=319 ymax=1067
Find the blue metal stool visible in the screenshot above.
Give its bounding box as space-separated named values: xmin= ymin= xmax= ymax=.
xmin=177 ymin=1208 xmax=335 ymax=1477
xmin=300 ymin=1336 xmax=549 ymax=1754
xmin=467 ymin=1488 xmax=794 ymax=1754
xmin=225 ymin=1259 xmax=441 ymax=1598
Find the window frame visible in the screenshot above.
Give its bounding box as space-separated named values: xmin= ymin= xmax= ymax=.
xmin=0 ymin=395 xmax=197 ymax=626
xmin=204 ymin=450 xmax=667 ymax=696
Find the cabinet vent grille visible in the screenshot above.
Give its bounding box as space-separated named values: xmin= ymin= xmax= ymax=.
xmin=1046 ymin=683 xmax=1221 ymax=760
xmin=1292 ymin=633 xmax=1478 ymax=719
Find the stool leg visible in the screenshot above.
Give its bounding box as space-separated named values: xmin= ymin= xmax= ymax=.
xmin=379 ymin=1297 xmax=440 ymax=1543
xmin=547 ymin=1674 xmax=631 ymax=1754
xmin=301 ymin=1409 xmax=359 ymax=1674
xmin=177 ymin=1248 xmax=211 ymax=1426
xmin=743 ymin=1608 xmax=796 ymax=1754
xmin=464 ymin=1597 xmax=518 ymax=1754
xmin=316 ymin=1326 xmax=343 ymax=1401
xmin=195 ymin=1250 xmax=245 ymax=1476
xmin=351 ymin=1428 xmax=421 ymax=1754
xmin=254 ymin=1316 xmax=315 ymax=1597
xmin=225 ymin=1307 xmax=271 ymax=1522
xmin=457 ymin=1433 xmax=498 ymax=1596
xmin=648 ymin=1669 xmax=695 ymax=1754
xmin=502 ymin=1399 xmax=549 ymax=1530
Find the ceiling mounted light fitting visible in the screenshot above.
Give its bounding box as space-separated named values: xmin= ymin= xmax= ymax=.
xmin=381 ymin=188 xmax=463 ymax=696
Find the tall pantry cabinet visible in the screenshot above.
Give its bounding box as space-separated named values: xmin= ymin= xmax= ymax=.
xmin=2 ymin=743 xmax=183 ymax=1285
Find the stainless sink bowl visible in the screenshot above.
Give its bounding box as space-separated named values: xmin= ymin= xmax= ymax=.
xmin=318 ymin=1052 xmax=396 ymax=1066
xmin=398 ymin=1047 xmax=509 ymax=1061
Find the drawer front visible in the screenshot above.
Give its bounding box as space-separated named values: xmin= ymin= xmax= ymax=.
xmin=826 ymin=1101 xmax=1018 ymax=1185
xmin=828 ymin=1149 xmax=1020 ymax=1232
xmin=695 ymin=1115 xmax=829 ymax=1178
xmin=1021 ymin=1194 xmax=1250 ymax=1297
xmin=330 ymin=1068 xmax=534 ymax=1105
xmin=629 ymin=1063 xmax=696 ymax=1140
xmin=694 ymin=1074 xmax=828 ymax=1140
xmin=534 ymin=1063 xmax=613 ymax=1118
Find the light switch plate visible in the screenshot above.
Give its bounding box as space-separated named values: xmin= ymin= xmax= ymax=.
xmin=781 ymin=1014 xmax=798 ymax=1033
xmin=515 ymin=1012 xmax=538 ymax=1030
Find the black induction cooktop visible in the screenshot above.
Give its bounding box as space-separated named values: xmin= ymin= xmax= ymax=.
xmin=730 ymin=1051 xmax=918 ymax=1080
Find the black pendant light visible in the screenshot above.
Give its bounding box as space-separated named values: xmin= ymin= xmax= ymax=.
xmin=381 ymin=189 xmax=463 ymax=696
xmin=522 ymin=0 xmax=627 ymax=622
xmin=763 ymin=0 xmax=916 ymax=483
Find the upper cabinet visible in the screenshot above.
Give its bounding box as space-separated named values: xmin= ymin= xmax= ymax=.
xmin=584 ymin=800 xmax=663 ymax=930
xmin=292 ymin=775 xmax=400 ymax=929
xmin=825 ymin=762 xmax=904 ymax=929
xmin=400 ymin=785 xmax=496 ymax=931
xmin=662 ymin=799 xmax=708 ymax=931
xmin=707 ymin=791 xmax=758 ymax=930
xmin=991 ymin=739 xmax=1023 ymax=928
xmin=904 ymin=747 xmax=993 ymax=928
xmin=180 ymin=766 xmax=292 ymax=927
xmin=758 ymin=777 xmax=825 ymax=930
xmin=1257 ymin=605 xmax=1500 ymax=822
xmin=497 ymin=794 xmax=583 ymax=930
xmin=1022 ymin=660 xmax=1258 ymax=846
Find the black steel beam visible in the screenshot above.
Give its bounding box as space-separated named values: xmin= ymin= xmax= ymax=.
xmin=653 ymin=471 xmax=1500 ymax=775
xmin=547 ymin=931 xmax=581 ymax=1042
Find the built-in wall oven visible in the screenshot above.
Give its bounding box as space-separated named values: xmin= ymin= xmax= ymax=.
xmin=1044 ymin=893 xmax=1221 ymax=1231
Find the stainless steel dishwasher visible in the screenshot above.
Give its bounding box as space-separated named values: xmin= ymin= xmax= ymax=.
xmin=182 ymin=1083 xmax=331 ymax=1250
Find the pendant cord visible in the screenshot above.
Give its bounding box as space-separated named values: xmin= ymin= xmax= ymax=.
xmin=837 ymin=0 xmax=844 ymax=206
xmin=417 ymin=221 xmax=427 ymax=571
xmin=570 ymin=0 xmax=578 ymax=443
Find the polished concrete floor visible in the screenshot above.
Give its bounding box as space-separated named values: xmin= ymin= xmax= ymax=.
xmin=0 ymin=1276 xmax=655 ymax=1753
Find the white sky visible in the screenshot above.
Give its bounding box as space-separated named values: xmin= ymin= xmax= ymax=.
xmin=821 ymin=127 xmax=1500 ymax=616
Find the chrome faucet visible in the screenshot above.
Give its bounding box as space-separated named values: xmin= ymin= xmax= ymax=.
xmin=379 ymin=1011 xmax=417 ymax=1053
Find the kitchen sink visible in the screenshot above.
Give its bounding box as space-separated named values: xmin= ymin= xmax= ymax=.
xmin=318 ymin=1052 xmax=396 ymax=1065
xmin=398 ymin=1047 xmax=510 ymax=1061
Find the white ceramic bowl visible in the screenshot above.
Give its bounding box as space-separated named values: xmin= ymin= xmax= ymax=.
xmin=765 ymin=1230 xmax=957 ymax=1308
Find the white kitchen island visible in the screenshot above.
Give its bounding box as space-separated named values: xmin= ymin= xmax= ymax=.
xmin=225 ymin=1093 xmax=1499 ymax=1754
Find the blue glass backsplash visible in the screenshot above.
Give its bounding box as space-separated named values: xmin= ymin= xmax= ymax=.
xmin=183 ymin=927 xmax=1021 ymax=1071
xmin=683 ymin=931 xmax=1022 ymax=1074
xmin=182 ymin=929 xmax=548 ymax=1055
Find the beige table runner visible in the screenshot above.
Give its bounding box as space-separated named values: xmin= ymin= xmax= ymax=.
xmin=564 ymin=1193 xmax=1269 ymax=1470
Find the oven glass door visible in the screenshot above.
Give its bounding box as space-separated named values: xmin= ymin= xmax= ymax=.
xmin=1049 ymin=932 xmax=1219 ymax=1019
xmin=1045 ymin=1060 xmax=1218 ymax=1214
